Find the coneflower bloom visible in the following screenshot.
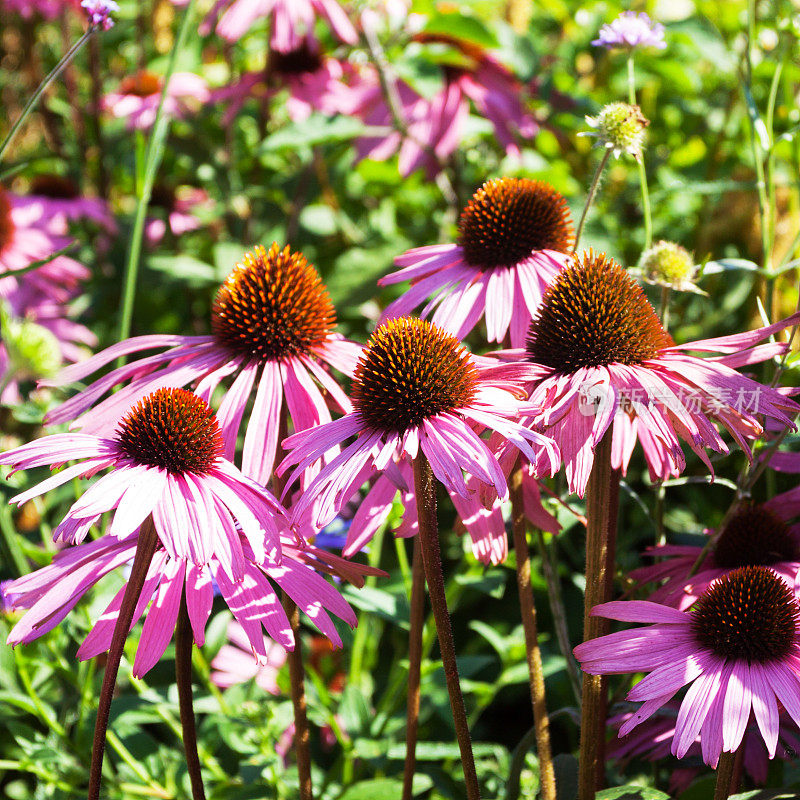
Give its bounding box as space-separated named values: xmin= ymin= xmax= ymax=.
xmin=104 ymin=70 xmax=210 ymax=131
xmin=379 ymin=178 xmax=574 ymax=347
xmin=574 ymin=566 xmax=800 ymax=766
xmin=43 ymin=243 xmax=361 ymax=485
xmin=2 ymin=388 xmax=357 ymax=674
xmin=0 ymin=187 xmax=90 ymax=305
xmin=212 ymin=620 xmax=287 ymax=693
xmin=200 ymin=0 xmax=358 ymax=51
xmin=632 ymin=501 xmax=800 ymax=610
xmin=279 ymin=316 xmax=560 ymax=529
xmin=513 ymin=251 xmax=799 ymax=496
xmin=145 ymin=185 xmax=210 ymax=245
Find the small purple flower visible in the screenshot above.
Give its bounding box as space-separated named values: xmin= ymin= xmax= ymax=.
xmin=592 ymin=11 xmax=666 ymax=51
xmin=81 ymin=0 xmax=119 ymax=31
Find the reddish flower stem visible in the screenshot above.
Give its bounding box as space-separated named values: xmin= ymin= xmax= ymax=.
xmin=713 ymin=749 xmax=738 ymax=800
xmin=412 ymin=453 xmax=481 ymax=800
xmin=577 ymin=431 xmax=621 ymax=800
xmin=175 ymin=593 xmax=206 ymax=800
xmin=88 ymin=516 xmax=159 ymax=800
xmin=401 ymin=535 xmax=426 ymax=800
xmin=509 ymin=463 xmax=556 ymax=800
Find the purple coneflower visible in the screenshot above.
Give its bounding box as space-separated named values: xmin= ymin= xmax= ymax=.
xmin=211 ymin=619 xmax=287 ymax=693
xmin=103 ymin=70 xmax=210 ymax=131
xmin=632 ymin=501 xmax=800 ymax=610
xmin=592 ymin=11 xmax=667 ymax=51
xmin=2 ymin=387 xmax=357 ymax=674
xmin=43 ymin=243 xmax=361 ymax=485
xmin=512 ymin=251 xmax=798 ymax=496
xmin=380 ymin=178 xmax=574 ymax=348
xmin=574 ymin=566 xmax=800 ymax=766
xmin=144 ymin=185 xmax=209 ymax=245
xmin=200 ymin=0 xmax=358 ymax=51
xmin=279 ymin=316 xmax=560 ymax=530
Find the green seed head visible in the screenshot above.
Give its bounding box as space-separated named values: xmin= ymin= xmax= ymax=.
xmin=585 ymin=102 xmax=649 ymax=159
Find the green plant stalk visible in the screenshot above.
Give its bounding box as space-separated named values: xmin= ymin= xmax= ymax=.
xmin=0 ymin=28 xmax=95 ymax=165
xmin=116 ymin=0 xmax=197 ymax=355
xmin=509 ymin=463 xmax=555 ymax=800
xmin=627 ymin=54 xmax=652 ymax=250
xmin=573 ymin=149 xmax=612 ymax=253
xmin=401 ymin=535 xmax=426 ymax=800
xmin=412 ymin=453 xmax=481 ymax=800
xmin=88 ymin=517 xmax=159 ymax=800
xmin=176 ymin=594 xmax=206 ymax=800
xmin=577 ymin=431 xmax=621 ymax=800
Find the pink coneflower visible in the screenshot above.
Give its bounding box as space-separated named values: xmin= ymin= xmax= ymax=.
xmin=43 ymin=243 xmax=361 ymax=485
xmin=631 ymin=501 xmax=800 ymax=610
xmin=104 ymin=70 xmax=210 ymax=131
xmin=574 ymin=566 xmax=800 ymax=766
xmin=2 ymin=387 xmax=357 ymax=674
xmin=513 ymin=251 xmax=798 ymax=496
xmin=145 ymin=185 xmax=210 ymax=245
xmin=212 ymin=39 xmax=359 ymax=125
xmin=12 ymin=175 xmax=116 ymax=235
xmin=279 ymin=316 xmax=560 ymax=530
xmin=0 ymin=186 xmax=90 ymax=305
xmin=4 ymin=0 xmax=73 ymax=19
xmin=200 ymin=0 xmax=358 ymax=51
xmin=380 ymin=178 xmax=573 ymax=347
xmin=211 ymin=619 xmax=287 ymax=692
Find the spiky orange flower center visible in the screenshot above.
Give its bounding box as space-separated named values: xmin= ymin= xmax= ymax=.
xmin=714 ymin=504 xmax=800 ymax=570
xmin=352 ymin=317 xmax=478 ymax=434
xmin=691 ymin=566 xmax=800 ymax=663
xmin=115 ymin=388 xmax=223 ymax=475
xmin=0 ymin=188 xmax=15 ymax=256
xmin=211 ymin=243 xmax=335 ymax=362
xmin=269 ymin=41 xmax=323 ymax=76
xmin=30 ymin=175 xmax=79 ymax=199
xmin=457 ymin=177 xmax=574 ymax=268
xmin=527 ymin=251 xmax=672 ymax=373
xmin=119 ymin=71 xmax=163 ymax=97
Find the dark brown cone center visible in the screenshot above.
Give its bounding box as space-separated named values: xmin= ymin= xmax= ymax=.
xmin=714 ymin=504 xmax=800 ymax=569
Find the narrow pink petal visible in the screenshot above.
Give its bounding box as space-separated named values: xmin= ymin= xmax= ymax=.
xmin=186 ymin=563 xmax=213 ymax=646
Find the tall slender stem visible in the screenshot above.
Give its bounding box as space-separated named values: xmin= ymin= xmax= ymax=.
xmin=176 ymin=594 xmax=205 ymax=800
xmin=713 ymin=750 xmax=738 ymax=800
xmin=412 ymin=454 xmax=480 ymax=800
xmin=401 ymin=536 xmax=426 ymax=800
xmin=577 ymin=432 xmax=621 ymax=800
xmin=573 ymin=149 xmax=612 ymax=254
xmin=509 ymin=464 xmax=556 ymax=800
xmin=0 ymin=28 xmax=94 ymax=165
xmin=88 ymin=517 xmax=159 ymax=800
xmin=283 ymin=595 xmax=314 ymax=800
xmin=627 ymin=55 xmax=652 ymax=250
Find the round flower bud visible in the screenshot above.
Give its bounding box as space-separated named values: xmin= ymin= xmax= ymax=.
xmin=638 ymin=240 xmax=699 ymax=291
xmin=584 ymin=102 xmax=649 ymax=160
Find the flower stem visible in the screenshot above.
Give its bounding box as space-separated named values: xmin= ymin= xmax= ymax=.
xmin=401 ymin=535 xmax=426 ymax=800
xmin=509 ymin=463 xmax=555 ymax=800
xmin=713 ymin=750 xmax=738 ymax=800
xmin=88 ymin=517 xmax=159 ymax=800
xmin=627 ymin=55 xmax=652 ymax=250
xmin=116 ymin=0 xmax=197 ymax=358
xmin=175 ymin=593 xmax=205 ymax=800
xmin=577 ymin=431 xmax=621 ymax=800
xmin=0 ymin=28 xmax=95 ymax=165
xmin=412 ymin=453 xmax=481 ymax=800
xmin=573 ymin=149 xmax=612 ymax=254
xmin=283 ymin=593 xmax=314 ymax=800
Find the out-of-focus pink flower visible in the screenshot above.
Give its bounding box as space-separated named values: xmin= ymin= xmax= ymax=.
xmin=144 ymin=185 xmax=210 ymax=245
xmin=104 ymin=70 xmax=210 ymax=131
xmin=200 ymin=0 xmax=358 ymax=51
xmin=81 ymin=0 xmax=118 ymax=29
xmin=12 ymin=175 xmax=116 ymax=235
xmin=212 ymin=39 xmax=360 ymax=124
xmin=592 ymin=11 xmax=666 ymax=51
xmin=4 ymin=0 xmax=74 ymax=19
xmin=211 ymin=619 xmax=287 ymax=693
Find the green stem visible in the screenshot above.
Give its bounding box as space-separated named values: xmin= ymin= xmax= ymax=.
xmin=577 ymin=432 xmax=621 ymax=800
xmin=509 ymin=464 xmax=555 ymax=800
xmin=116 ymin=0 xmax=197 ymax=355
xmin=573 ymin=149 xmax=612 ymax=254
xmin=412 ymin=454 xmax=480 ymax=800
xmin=0 ymin=29 xmax=95 ymax=165
xmin=627 ymin=54 xmax=652 ymax=249
xmin=659 ymin=285 xmax=670 ymax=333
xmin=401 ymin=536 xmax=426 ymax=800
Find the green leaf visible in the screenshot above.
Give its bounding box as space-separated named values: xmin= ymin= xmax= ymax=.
xmin=299 ymin=204 xmax=338 ymax=237
xmin=339 ymin=776 xmax=433 ymax=799
xmin=146 ymin=254 xmax=217 ymax=286
xmin=595 ymin=787 xmax=671 ymax=800
xmin=422 ymin=12 xmax=498 ymax=48
xmin=260 ymin=115 xmax=367 ymax=152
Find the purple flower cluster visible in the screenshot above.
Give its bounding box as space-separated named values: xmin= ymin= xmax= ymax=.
xmin=592 ymin=11 xmax=666 ymax=50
